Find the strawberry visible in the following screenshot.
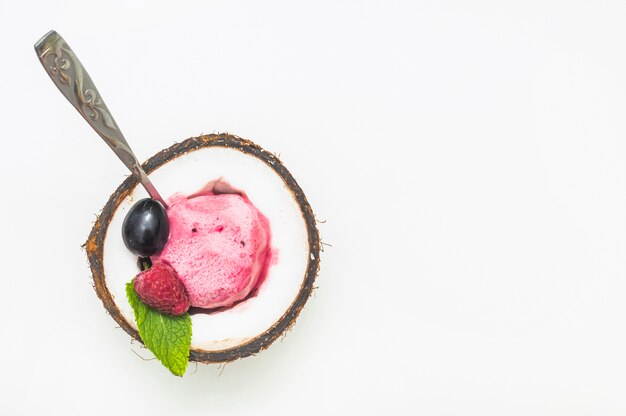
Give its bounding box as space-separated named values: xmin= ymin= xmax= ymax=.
xmin=133 ymin=260 xmax=190 ymax=316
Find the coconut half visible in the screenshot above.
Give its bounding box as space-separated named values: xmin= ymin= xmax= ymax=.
xmin=85 ymin=134 xmax=320 ymax=363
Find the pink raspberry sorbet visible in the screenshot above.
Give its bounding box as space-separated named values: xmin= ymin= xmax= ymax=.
xmin=153 ymin=180 xmax=272 ymax=309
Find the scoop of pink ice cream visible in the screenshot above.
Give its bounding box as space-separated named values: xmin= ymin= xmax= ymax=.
xmin=153 ymin=187 xmax=271 ymax=309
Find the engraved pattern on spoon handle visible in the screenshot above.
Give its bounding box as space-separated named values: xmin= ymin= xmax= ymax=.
xmin=34 ymin=30 xmax=166 ymax=206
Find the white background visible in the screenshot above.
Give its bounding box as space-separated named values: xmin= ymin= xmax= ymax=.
xmin=1 ymin=1 xmax=626 ymax=414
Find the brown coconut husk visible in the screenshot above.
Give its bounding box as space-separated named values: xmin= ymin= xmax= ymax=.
xmin=85 ymin=133 xmax=320 ymax=363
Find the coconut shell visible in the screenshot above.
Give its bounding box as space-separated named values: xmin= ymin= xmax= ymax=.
xmin=85 ymin=134 xmax=320 ymax=363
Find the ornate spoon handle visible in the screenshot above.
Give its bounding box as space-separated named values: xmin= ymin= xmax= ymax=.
xmin=34 ymin=30 xmax=166 ymax=207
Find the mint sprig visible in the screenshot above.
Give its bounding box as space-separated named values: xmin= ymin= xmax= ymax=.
xmin=126 ymin=280 xmax=192 ymax=376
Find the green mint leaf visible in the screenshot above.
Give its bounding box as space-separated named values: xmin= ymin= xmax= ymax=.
xmin=126 ymin=281 xmax=192 ymax=376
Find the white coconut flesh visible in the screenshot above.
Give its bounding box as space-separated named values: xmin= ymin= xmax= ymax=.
xmin=103 ymin=146 xmax=310 ymax=351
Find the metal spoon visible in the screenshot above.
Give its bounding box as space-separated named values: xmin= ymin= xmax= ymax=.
xmin=34 ymin=30 xmax=167 ymax=208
